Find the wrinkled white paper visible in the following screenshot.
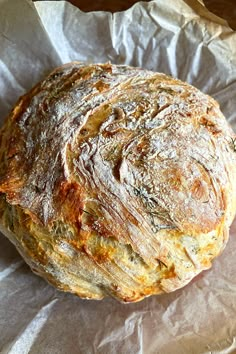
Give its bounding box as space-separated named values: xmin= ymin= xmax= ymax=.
xmin=0 ymin=0 xmax=236 ymax=353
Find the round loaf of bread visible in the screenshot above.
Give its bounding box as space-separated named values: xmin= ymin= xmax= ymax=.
xmin=0 ymin=62 xmax=236 ymax=302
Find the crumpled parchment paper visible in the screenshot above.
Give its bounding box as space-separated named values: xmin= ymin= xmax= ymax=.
xmin=0 ymin=0 xmax=236 ymax=353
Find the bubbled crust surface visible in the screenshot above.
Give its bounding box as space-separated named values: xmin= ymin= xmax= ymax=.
xmin=0 ymin=62 xmax=236 ymax=302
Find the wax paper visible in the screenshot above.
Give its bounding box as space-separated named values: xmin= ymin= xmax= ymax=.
xmin=0 ymin=0 xmax=236 ymax=353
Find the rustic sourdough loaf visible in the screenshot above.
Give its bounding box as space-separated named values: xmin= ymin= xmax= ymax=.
xmin=0 ymin=62 xmax=236 ymax=302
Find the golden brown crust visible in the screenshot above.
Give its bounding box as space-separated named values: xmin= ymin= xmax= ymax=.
xmin=0 ymin=62 xmax=236 ymax=302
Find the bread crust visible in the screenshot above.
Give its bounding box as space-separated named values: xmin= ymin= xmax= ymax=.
xmin=0 ymin=62 xmax=236 ymax=302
